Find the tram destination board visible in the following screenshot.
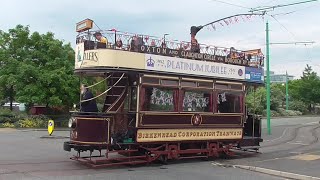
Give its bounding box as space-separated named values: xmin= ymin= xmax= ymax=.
xmin=138 ymin=45 xmax=252 ymax=66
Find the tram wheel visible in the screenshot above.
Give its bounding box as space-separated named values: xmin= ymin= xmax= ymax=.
xmin=158 ymin=155 xmax=168 ymax=165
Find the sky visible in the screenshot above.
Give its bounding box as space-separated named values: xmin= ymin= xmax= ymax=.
xmin=1 ymin=0 xmax=319 ymax=78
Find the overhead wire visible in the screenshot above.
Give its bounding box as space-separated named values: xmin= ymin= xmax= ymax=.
xmin=209 ymin=0 xmax=252 ymax=10
xmin=270 ymin=15 xmax=297 ymax=41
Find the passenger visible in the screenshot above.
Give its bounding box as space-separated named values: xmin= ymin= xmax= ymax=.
xmin=150 ymin=40 xmax=156 ymax=47
xmin=129 ymin=36 xmax=137 ymax=51
xmin=115 ymin=39 xmax=123 ymax=49
xmin=161 ymin=42 xmax=167 ymax=48
xmin=190 ymin=33 xmax=200 ymax=53
xmin=80 ymin=84 xmax=98 ymax=112
xmin=93 ymin=32 xmax=108 ymax=44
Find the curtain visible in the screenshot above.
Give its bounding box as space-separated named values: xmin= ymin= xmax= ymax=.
xmin=209 ymin=93 xmax=213 ymax=112
xmin=179 ymin=89 xmax=185 ymax=112
xmin=213 ymin=91 xmax=218 ymax=113
xmin=173 ymin=89 xmax=179 ymax=112
xmin=139 ymin=86 xmax=146 ymax=111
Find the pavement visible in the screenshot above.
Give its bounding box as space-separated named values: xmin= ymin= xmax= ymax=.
xmin=0 ymin=116 xmax=319 ymax=180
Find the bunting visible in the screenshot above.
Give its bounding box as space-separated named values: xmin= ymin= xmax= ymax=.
xmin=204 ymin=14 xmax=263 ymax=32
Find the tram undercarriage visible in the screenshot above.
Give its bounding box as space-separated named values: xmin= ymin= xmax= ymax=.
xmin=64 ymin=141 xmax=243 ymax=168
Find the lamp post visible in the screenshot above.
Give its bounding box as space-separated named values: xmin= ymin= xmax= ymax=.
xmin=163 ymin=33 xmax=169 ymax=44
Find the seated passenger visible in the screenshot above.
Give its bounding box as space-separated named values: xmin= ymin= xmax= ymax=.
xmin=150 ymin=40 xmax=156 ymax=47
xmin=115 ymin=39 xmax=123 ymax=49
xmin=129 ymin=36 xmax=137 ymax=51
xmin=80 ymin=84 xmax=98 ymax=112
xmin=161 ymin=42 xmax=167 ymax=48
xmin=93 ymin=32 xmax=108 ymax=45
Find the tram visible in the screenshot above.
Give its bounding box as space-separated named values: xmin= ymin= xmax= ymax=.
xmin=64 ymin=19 xmax=265 ymax=168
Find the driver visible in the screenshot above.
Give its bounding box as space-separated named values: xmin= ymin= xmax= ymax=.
xmin=80 ymin=84 xmax=98 ymax=112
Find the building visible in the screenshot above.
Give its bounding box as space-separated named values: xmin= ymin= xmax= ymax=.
xmin=265 ymin=71 xmax=294 ymax=83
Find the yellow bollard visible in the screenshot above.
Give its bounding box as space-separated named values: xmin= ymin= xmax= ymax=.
xmin=48 ymin=120 xmax=54 ymax=136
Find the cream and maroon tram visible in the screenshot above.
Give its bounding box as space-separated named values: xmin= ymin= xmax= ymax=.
xmin=64 ymin=19 xmax=265 ymax=168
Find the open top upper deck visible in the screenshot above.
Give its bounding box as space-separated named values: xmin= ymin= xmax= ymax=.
xmin=75 ymin=20 xmax=264 ymax=84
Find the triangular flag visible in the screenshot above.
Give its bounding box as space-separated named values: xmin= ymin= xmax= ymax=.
xmin=223 ymin=19 xmax=229 ymax=26
xmin=234 ymin=16 xmax=239 ymax=23
xmin=211 ymin=24 xmax=216 ymax=31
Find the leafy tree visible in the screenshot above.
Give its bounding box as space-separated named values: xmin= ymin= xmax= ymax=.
xmin=289 ymin=64 xmax=320 ymax=112
xmin=246 ymin=84 xmax=284 ymax=114
xmin=0 ymin=25 xmax=29 ymax=110
xmin=0 ymin=25 xmax=79 ymax=110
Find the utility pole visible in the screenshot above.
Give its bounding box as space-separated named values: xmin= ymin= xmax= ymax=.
xmin=286 ymin=71 xmax=289 ymax=111
xmin=265 ymin=21 xmax=271 ymax=135
xmin=250 ymin=0 xmax=318 ymax=135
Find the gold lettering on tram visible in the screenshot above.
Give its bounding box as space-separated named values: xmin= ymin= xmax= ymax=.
xmin=136 ymin=128 xmax=243 ymax=142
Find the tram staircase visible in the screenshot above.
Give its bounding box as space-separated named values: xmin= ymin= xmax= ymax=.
xmin=103 ymin=72 xmax=128 ymax=112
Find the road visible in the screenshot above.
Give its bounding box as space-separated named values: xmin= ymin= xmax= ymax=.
xmin=0 ymin=116 xmax=319 ymax=180
xmin=219 ymin=116 xmax=320 ymax=178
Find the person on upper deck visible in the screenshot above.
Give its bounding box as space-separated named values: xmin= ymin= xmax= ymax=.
xmin=80 ymin=84 xmax=98 ymax=113
xmin=93 ymin=32 xmax=108 ymax=44
xmin=190 ymin=33 xmax=200 ymax=53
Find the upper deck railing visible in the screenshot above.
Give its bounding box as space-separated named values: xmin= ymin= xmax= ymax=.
xmin=76 ymin=30 xmax=264 ymax=68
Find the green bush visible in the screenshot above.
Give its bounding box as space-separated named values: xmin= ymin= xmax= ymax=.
xmin=16 ymin=118 xmax=47 ymax=128
xmin=0 ymin=108 xmax=27 ymax=124
xmin=15 ymin=115 xmax=49 ymax=128
xmin=263 ymin=110 xmax=281 ymax=117
xmin=0 ymin=122 xmax=15 ymax=128
xmin=289 ymin=100 xmax=308 ymax=114
xmin=277 ymin=108 xmax=302 ymax=116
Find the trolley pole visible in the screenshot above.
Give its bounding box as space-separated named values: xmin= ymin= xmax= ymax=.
xmin=286 ymin=71 xmax=289 ymax=111
xmin=266 ymin=21 xmax=271 ymax=135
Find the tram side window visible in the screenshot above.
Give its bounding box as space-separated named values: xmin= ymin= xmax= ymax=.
xmin=216 ymin=91 xmax=243 ymax=113
xmin=140 ymin=87 xmax=178 ymax=111
xmin=182 ymin=90 xmax=212 ymax=112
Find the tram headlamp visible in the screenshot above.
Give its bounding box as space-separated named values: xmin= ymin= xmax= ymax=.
xmin=68 ymin=117 xmax=77 ymax=129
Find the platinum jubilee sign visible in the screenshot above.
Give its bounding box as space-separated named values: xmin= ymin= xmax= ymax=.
xmin=145 ymin=54 xmax=245 ymax=80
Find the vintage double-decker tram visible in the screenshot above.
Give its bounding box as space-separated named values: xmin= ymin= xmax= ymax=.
xmin=64 ymin=19 xmax=265 ymax=168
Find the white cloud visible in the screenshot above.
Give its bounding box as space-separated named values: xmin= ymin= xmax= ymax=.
xmin=0 ymin=0 xmax=319 ymax=77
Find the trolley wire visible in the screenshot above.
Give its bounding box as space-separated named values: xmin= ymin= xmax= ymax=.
xmin=209 ymin=0 xmax=252 ymax=10
xmin=270 ymin=15 xmax=297 ymax=41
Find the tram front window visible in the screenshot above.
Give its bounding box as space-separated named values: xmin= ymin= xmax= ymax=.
xmin=217 ymin=91 xmax=243 ymax=113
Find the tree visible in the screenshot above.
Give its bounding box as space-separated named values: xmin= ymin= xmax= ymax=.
xmin=246 ymin=84 xmax=284 ymax=114
xmin=288 ymin=65 xmax=320 ymax=112
xmin=0 ymin=25 xmax=79 ymax=110
xmin=0 ymin=25 xmax=29 ymax=110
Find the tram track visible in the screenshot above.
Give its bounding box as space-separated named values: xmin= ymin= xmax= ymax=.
xmin=260 ymin=124 xmax=319 ymax=148
xmin=250 ymin=124 xmax=320 ymax=161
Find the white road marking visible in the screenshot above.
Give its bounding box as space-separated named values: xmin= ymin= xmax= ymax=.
xmin=286 ymin=142 xmax=309 ymax=146
xmin=235 ymin=165 xmax=320 ymax=180
xmin=305 ymin=121 xmax=319 ymax=125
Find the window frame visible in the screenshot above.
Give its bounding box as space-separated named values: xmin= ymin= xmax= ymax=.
xmin=180 ymin=87 xmax=214 ymax=113
xmin=215 ymin=90 xmax=244 ymax=114
xmin=139 ymin=85 xmax=179 ymax=112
